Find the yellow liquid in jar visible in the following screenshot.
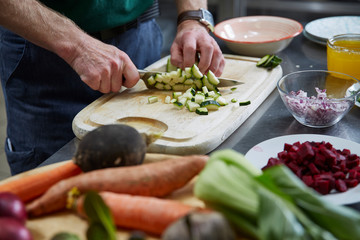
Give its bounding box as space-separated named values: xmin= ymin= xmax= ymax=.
xmin=327 ymin=40 xmax=360 ymax=80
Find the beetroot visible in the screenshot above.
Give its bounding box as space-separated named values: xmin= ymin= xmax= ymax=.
xmin=262 ymin=141 xmax=360 ymax=195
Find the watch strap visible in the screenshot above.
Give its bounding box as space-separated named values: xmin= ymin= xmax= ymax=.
xmin=177 ymin=10 xmax=203 ymax=25
xmin=177 ymin=8 xmax=214 ymax=32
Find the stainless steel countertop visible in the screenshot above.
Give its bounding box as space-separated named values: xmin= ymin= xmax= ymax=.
xmin=41 ymin=32 xmax=360 ymax=166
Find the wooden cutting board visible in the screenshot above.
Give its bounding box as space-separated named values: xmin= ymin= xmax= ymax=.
xmin=73 ymin=54 xmax=282 ymax=155
xmin=1 ymin=154 xmax=204 ymax=240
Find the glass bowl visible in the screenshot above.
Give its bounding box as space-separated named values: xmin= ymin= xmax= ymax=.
xmin=277 ymin=70 xmax=360 ymax=128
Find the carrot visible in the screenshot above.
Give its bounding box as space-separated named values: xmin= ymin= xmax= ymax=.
xmin=26 ymin=155 xmax=208 ymax=218
xmin=76 ymin=191 xmax=200 ymax=236
xmin=0 ymin=161 xmax=82 ymax=203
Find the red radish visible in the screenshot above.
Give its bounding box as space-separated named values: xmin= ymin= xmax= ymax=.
xmin=0 ymin=192 xmax=27 ymax=223
xmin=0 ymin=218 xmax=33 ymax=240
xmin=263 ymin=141 xmax=360 ymax=195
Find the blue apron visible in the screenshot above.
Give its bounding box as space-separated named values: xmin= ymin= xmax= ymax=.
xmin=0 ymin=19 xmax=163 ymax=174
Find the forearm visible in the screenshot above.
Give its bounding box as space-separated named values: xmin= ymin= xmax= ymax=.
xmin=0 ymin=0 xmax=88 ymax=64
xmin=175 ymin=0 xmax=207 ymax=14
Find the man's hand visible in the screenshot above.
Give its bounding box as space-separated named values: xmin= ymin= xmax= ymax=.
xmin=68 ymin=36 xmax=139 ymax=93
xmin=170 ymin=20 xmax=225 ymax=76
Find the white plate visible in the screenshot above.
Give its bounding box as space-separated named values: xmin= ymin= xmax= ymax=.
xmin=304 ymin=16 xmax=360 ymax=45
xmin=245 ymin=134 xmax=360 ymax=205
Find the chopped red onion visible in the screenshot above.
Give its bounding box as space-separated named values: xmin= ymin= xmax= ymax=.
xmin=284 ymin=88 xmax=352 ymax=126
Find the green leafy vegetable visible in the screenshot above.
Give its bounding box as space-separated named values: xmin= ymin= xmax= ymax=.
xmin=194 ymin=149 xmax=360 ymax=240
xmin=83 ymin=191 xmax=117 ymax=240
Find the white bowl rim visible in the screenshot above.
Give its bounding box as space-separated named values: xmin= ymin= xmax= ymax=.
xmin=214 ymin=15 xmax=303 ymax=44
xmin=277 ymin=70 xmax=360 ymax=101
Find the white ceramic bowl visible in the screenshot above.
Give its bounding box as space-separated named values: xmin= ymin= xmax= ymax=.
xmin=214 ymin=16 xmax=303 ymax=57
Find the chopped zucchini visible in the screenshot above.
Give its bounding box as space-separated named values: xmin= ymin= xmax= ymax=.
xmin=202 ymin=75 xmax=216 ymax=91
xmin=239 ymin=100 xmax=251 ymax=106
xmin=166 ymin=58 xmax=178 ymax=72
xmin=194 ymin=93 xmax=205 ymax=104
xmin=173 ymin=101 xmax=184 ymax=109
xmin=172 ymin=91 xmax=182 ymax=99
xmin=256 ymin=54 xmax=271 ymax=67
xmin=192 ymin=64 xmax=203 ymax=79
xmin=148 ymin=96 xmax=158 ymax=104
xmin=216 ymin=96 xmax=228 ymax=106
xmin=207 ymin=70 xmax=220 ymax=85
xmin=147 ymin=76 xmax=156 ymax=86
xmin=194 ymin=79 xmax=203 ymax=89
xmin=231 ymin=98 xmax=237 ymax=103
xmin=184 ymin=67 xmax=192 ymax=78
xmin=186 ymin=101 xmax=201 ymax=112
xmin=164 ymin=96 xmax=171 ymax=104
xmin=196 ymin=107 xmax=208 ymax=115
xmin=200 ymin=100 xmax=220 ymax=110
xmin=154 ymin=82 xmax=164 ymax=90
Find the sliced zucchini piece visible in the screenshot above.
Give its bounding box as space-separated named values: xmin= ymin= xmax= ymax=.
xmin=148 ymin=96 xmax=158 ymax=104
xmin=172 ymin=91 xmax=182 ymax=99
xmin=194 ymin=79 xmax=203 ymax=90
xmin=194 ymin=93 xmax=205 ymax=104
xmin=173 ymin=101 xmax=184 ymax=109
xmin=216 ymin=96 xmax=228 ymax=106
xmin=154 ymin=82 xmax=164 ymax=90
xmin=256 ymin=54 xmax=271 ymax=67
xmin=166 ymin=58 xmax=178 ymax=72
xmin=239 ymin=100 xmax=251 ymax=106
xmin=186 ymin=101 xmax=200 ymax=112
xmin=164 ymin=96 xmax=171 ymax=104
xmin=200 ymin=100 xmax=220 ymax=111
xmin=196 ymin=107 xmax=208 ymax=115
xmin=184 ymin=67 xmax=192 ymax=78
xmin=202 ymin=75 xmax=216 ymax=91
xmin=207 ymin=70 xmax=220 ymax=85
xmin=147 ymin=76 xmax=156 ymax=86
xmin=192 ymin=64 xmax=203 ymax=79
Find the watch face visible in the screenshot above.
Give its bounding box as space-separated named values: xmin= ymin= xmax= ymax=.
xmin=201 ymin=9 xmax=215 ymax=28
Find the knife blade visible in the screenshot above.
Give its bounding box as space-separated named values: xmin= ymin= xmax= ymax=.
xmin=138 ymin=69 xmax=244 ymax=89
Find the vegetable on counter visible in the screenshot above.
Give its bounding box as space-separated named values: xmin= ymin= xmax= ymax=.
xmin=262 ymin=141 xmax=360 ymax=195
xmin=74 ymin=124 xmax=147 ymax=172
xmin=0 ymin=192 xmax=33 ymax=240
xmin=0 ymin=161 xmax=82 ymax=203
xmin=75 ymin=191 xmax=198 ymax=236
xmin=0 ymin=218 xmax=33 ymax=240
xmin=284 ymin=87 xmax=352 ymax=126
xmin=0 ymin=192 xmax=27 ymax=223
xmin=194 ymin=149 xmax=360 ymax=240
xmin=256 ymin=54 xmax=282 ymax=70
xmin=26 ymin=155 xmax=208 ymax=218
xmin=162 ymin=211 xmax=236 ymax=240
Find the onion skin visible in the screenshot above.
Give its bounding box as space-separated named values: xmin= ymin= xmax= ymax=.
xmin=0 ymin=218 xmax=33 ymax=240
xmin=0 ymin=192 xmax=27 ymax=223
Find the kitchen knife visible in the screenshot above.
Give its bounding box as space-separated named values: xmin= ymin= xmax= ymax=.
xmin=138 ymin=69 xmax=244 ymax=89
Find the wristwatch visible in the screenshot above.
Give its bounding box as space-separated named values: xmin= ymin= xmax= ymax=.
xmin=177 ymin=8 xmax=215 ymax=32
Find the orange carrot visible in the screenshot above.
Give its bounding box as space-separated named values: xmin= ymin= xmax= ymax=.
xmin=0 ymin=161 xmax=82 ymax=203
xmin=77 ymin=191 xmax=199 ymax=236
xmin=26 ymin=155 xmax=208 ymax=218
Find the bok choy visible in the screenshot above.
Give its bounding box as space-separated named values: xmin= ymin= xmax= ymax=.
xmin=194 ymin=149 xmax=360 ymax=240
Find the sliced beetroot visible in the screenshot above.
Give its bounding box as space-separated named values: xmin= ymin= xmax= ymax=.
xmin=335 ymin=179 xmax=348 ymax=192
xmin=263 ymin=141 xmax=360 ymax=195
xmin=297 ymin=141 xmax=315 ymax=160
